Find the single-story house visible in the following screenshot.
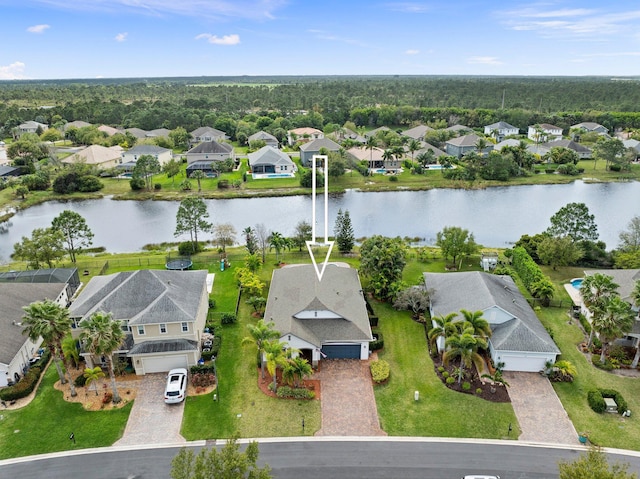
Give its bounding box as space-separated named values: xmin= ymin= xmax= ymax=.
xmin=98 ymin=125 xmax=121 ymax=136
xmin=15 ymin=121 xmax=48 ymax=138
xmin=543 ymin=139 xmax=592 ymax=159
xmin=484 ymin=121 xmax=519 ymax=142
xmin=528 ymin=124 xmax=563 ymax=143
xmin=445 ymin=134 xmax=493 ymax=158
xmin=120 ymin=145 xmax=173 ymax=167
xmin=248 ymin=131 xmax=279 ymax=149
xmin=328 ymin=127 xmax=366 ymax=144
xmin=62 ymin=120 xmax=92 ymax=132
xmin=248 ymin=145 xmax=297 ymax=178
xmin=493 ymin=139 xmax=522 ymax=151
xmin=287 ymin=127 xmax=324 ymax=146
xmin=299 ymin=138 xmax=341 ymax=166
xmin=264 ymin=264 xmax=373 ymax=367
xmin=190 ymin=127 xmax=228 ymax=146
xmin=415 ymin=143 xmax=447 ymax=160
xmin=445 ymin=124 xmax=472 ymax=135
xmin=403 ymin=124 xmax=434 ymax=141
xmin=425 ymin=271 xmax=560 ymax=372
xmin=0 ymin=282 xmax=70 ymax=387
xmin=146 ymin=128 xmax=171 ymax=138
xmin=571 ymin=122 xmax=609 ymax=135
xmin=69 ymin=269 xmax=209 ymax=375
xmin=363 ymin=126 xmax=391 ymax=139
xmin=623 ymin=139 xmax=640 ymax=160
xmin=124 ymin=128 xmax=149 ymax=139
xmin=185 ymin=141 xmax=235 ymax=166
xmin=62 ymin=144 xmax=123 ymax=170
xmin=346 ymin=146 xmax=401 ymax=173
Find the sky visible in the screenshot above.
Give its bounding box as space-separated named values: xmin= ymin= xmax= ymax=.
xmin=2 ymin=0 xmax=640 ymax=80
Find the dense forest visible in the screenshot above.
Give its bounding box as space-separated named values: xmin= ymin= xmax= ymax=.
xmin=2 ymin=76 xmax=640 ymax=134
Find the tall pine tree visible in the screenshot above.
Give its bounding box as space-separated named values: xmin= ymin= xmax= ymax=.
xmin=334 ymin=209 xmax=354 ymax=254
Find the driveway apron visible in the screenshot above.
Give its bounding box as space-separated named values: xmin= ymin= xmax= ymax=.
xmin=114 ymin=373 xmax=186 ymax=446
xmin=314 ymin=359 xmax=386 ymax=436
xmin=504 ymin=371 xmax=578 ymax=444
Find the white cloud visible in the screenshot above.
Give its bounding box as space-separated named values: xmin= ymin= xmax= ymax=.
xmin=0 ymin=61 xmax=27 ymax=80
xmin=405 ymin=49 xmax=420 ymax=55
xmin=115 ymin=32 xmax=128 ymax=42
xmin=195 ymin=33 xmax=241 ymax=45
xmin=308 ymin=29 xmax=368 ymax=47
xmin=467 ymin=56 xmax=502 ymax=65
xmin=31 ymin=0 xmax=286 ymax=21
xmin=384 ymin=2 xmax=430 ymax=13
xmin=27 ymin=24 xmax=50 ymax=34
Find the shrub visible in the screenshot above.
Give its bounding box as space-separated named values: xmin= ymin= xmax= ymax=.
xmin=370 ymin=359 xmax=390 ymax=384
xmin=442 ymin=371 xmax=449 ymax=379
xmin=462 ymin=381 xmax=471 ymax=391
xmin=102 ymin=391 xmax=113 ymax=404
xmin=544 ymin=168 xmax=556 ymax=174
xmin=178 ymin=241 xmax=202 ymax=256
xmin=600 ymin=388 xmax=628 ymax=414
xmin=389 ymin=175 xmax=398 ymax=182
xmin=78 ymin=175 xmax=104 ymax=192
xmin=578 ymin=314 xmax=591 ymax=334
xmin=438 ymin=366 xmax=445 ymax=373
xmin=370 ymin=332 xmax=384 ymax=351
xmin=445 ymin=376 xmax=456 ymax=385
xmin=190 ymin=364 xmax=216 ymax=375
xmin=0 ymin=367 xmax=41 ymax=401
xmin=129 ymin=176 xmax=145 ymax=190
xmin=609 ymin=164 xmax=622 ymax=172
xmin=154 ymin=183 xmax=162 ymax=190
xmin=476 ymin=388 xmax=483 ymax=395
xmin=74 ymin=374 xmax=88 ymax=387
xmin=588 ymin=388 xmax=628 ymax=414
xmin=208 ymin=298 xmax=216 ymax=309
xmin=192 ymin=372 xmax=216 ymax=388
xmin=591 ymin=355 xmax=614 ymax=370
xmin=221 ymin=313 xmax=236 ymax=325
xmin=218 ymin=179 xmax=230 ymax=189
xmin=276 ymin=386 xmax=315 ymax=399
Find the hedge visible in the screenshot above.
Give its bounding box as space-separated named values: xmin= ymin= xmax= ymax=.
xmin=370 ymin=359 xmax=390 ymax=384
xmin=370 ymin=331 xmax=384 ymax=351
xmin=587 ymin=388 xmax=628 ymax=414
xmin=0 ymin=367 xmax=41 ymax=401
xmin=276 ymin=386 xmax=315 ymax=399
xmin=190 ymin=363 xmax=216 ymax=375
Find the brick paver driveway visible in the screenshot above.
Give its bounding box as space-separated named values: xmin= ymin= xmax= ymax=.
xmin=314 ymin=359 xmax=386 ymax=436
xmin=504 ymin=371 xmax=578 ymax=444
xmin=114 ymin=373 xmax=186 ymax=446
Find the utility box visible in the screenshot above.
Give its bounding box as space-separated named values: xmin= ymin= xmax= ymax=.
xmin=604 ymin=397 xmax=618 ymax=413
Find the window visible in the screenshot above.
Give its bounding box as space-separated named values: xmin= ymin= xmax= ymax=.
xmin=181 ymin=322 xmax=189 ymax=332
xmin=159 ymin=323 xmax=167 ymax=334
xmin=137 ymin=325 xmax=145 ymax=335
xmin=121 ymin=320 xmax=130 ymax=333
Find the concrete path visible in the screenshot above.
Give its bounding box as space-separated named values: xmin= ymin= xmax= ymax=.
xmin=114 ymin=373 xmax=186 ymax=446
xmin=314 ymin=359 xmax=386 ymax=436
xmin=504 ymin=371 xmax=578 ymax=445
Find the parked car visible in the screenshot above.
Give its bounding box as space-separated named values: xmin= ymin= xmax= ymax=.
xmin=164 ymin=368 xmax=188 ymax=404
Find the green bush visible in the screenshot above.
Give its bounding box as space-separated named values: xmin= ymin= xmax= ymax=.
xmin=442 ymin=371 xmax=449 ymax=378
xmin=578 ymin=314 xmax=591 ymax=334
xmin=154 ymin=183 xmax=162 ymax=190
xmin=221 ymin=313 xmax=237 ymax=325
xmin=438 ymin=366 xmax=445 ymax=373
xmin=462 ymin=381 xmax=471 ymax=391
xmin=370 ymin=332 xmax=384 ymax=351
xmin=389 ymin=175 xmax=398 ymax=182
xmin=178 ymin=241 xmax=203 ymax=256
xmin=475 ymin=388 xmax=483 ymax=395
xmin=370 ymin=359 xmax=390 ymax=383
xmin=609 ymin=164 xmax=622 ymax=172
xmin=74 ymin=374 xmax=88 ymax=387
xmin=601 ymin=388 xmax=628 ymax=414
xmin=276 ymin=386 xmax=315 ymax=399
xmin=0 ymin=367 xmax=41 ymax=401
xmin=445 ymin=376 xmax=455 ymax=385
xmin=208 ymin=298 xmax=216 ymax=309
xmin=190 ymin=363 xmax=216 ymax=375
xmin=588 ymin=388 xmax=628 ymax=414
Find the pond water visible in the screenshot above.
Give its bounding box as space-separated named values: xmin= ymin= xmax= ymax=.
xmin=0 ymin=180 xmax=638 ymax=263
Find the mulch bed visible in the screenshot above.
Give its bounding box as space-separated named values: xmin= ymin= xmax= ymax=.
xmin=255 ymin=368 xmax=321 ymax=400
xmin=431 ymin=354 xmax=511 ymax=403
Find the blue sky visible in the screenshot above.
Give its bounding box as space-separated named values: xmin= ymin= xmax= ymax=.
xmin=2 ymin=0 xmax=640 ymax=80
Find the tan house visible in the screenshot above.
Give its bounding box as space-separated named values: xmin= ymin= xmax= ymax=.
xmin=62 ymin=144 xmax=123 ymax=170
xmin=287 ymin=127 xmax=324 ymax=146
xmin=69 ymin=269 xmax=210 ymax=375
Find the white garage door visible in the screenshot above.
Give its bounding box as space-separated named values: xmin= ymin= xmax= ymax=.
xmin=500 ymin=354 xmax=547 ymax=372
xmin=141 ymin=355 xmax=188 ymax=374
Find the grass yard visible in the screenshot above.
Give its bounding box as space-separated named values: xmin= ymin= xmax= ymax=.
xmin=372 ymin=300 xmax=519 ymax=439
xmin=0 ymin=367 xmax=131 ymax=460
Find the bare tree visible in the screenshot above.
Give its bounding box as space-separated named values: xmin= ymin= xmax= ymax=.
xmin=255 ymin=223 xmax=270 ymax=263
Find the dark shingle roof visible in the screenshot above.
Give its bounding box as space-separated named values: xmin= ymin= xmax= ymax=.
xmin=187 ymin=141 xmax=233 ymax=154
xmin=128 ymin=339 xmax=198 ymax=355
xmin=248 ymin=146 xmax=294 ymax=167
xmin=299 ymin=138 xmax=341 ymax=152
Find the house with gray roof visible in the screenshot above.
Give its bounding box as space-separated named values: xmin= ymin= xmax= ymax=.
xmin=484 ymin=121 xmax=519 ymax=142
xmin=424 ymin=271 xmax=560 ymax=372
xmin=543 ymin=139 xmax=592 ymax=159
xmin=528 ymin=123 xmax=563 ymax=143
xmin=445 ymin=124 xmax=472 ymax=135
xmin=0 ymin=283 xmax=69 ymax=387
xmin=623 ymin=139 xmax=640 ymax=160
xmin=571 ymin=122 xmax=609 ymax=135
xmin=299 ymin=138 xmax=341 ymax=166
xmin=403 ymin=124 xmax=434 ymax=141
xmin=445 ymin=134 xmax=492 ymax=158
xmin=62 ymin=120 xmax=92 ymax=131
xmin=120 ymin=144 xmax=172 ymax=168
xmin=14 ymin=121 xmax=48 ymax=138
xmin=124 ymin=128 xmax=148 ymax=139
xmin=248 ymin=146 xmax=296 ymax=178
xmin=190 ymin=126 xmax=228 ymax=146
xmin=185 ymin=141 xmax=235 ymax=167
xmin=264 ymin=264 xmax=373 ymax=367
xmin=248 ymin=131 xmax=279 ymax=148
xmin=69 ymin=269 xmax=209 ymax=375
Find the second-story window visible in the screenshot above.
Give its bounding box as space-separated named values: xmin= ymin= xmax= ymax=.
xmin=159 ymin=323 xmax=167 ymax=334
xmin=137 ymin=325 xmax=145 ymax=335
xmin=181 ymin=322 xmax=189 ymax=332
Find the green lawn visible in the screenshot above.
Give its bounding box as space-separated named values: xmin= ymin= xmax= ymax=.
xmin=0 ymin=367 xmax=131 ymax=460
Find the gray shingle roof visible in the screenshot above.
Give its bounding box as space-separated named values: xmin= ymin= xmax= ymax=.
xmin=128 ymin=338 xmax=198 ymax=355
xmin=190 ymin=126 xmax=227 ymax=138
xmin=543 ymin=139 xmax=591 ymax=153
xmin=125 ymin=145 xmax=171 ymax=155
xmin=264 ymin=264 xmax=373 ymax=347
xmin=446 ymin=133 xmax=481 ymax=147
xmin=248 ymin=131 xmax=277 ymax=142
xmin=403 ymin=125 xmax=433 ymax=139
xmin=248 ymin=146 xmax=294 ymax=167
xmin=485 ymin=121 xmax=518 ymax=130
xmin=187 ymin=141 xmax=233 ymax=154
xmin=584 ymin=269 xmax=640 ymax=304
xmin=0 ymin=283 xmax=67 ymax=365
xmin=424 ymin=271 xmax=560 ymax=354
xmin=69 ymin=269 xmax=208 ymax=325
xmin=299 ymin=138 xmax=341 ymax=152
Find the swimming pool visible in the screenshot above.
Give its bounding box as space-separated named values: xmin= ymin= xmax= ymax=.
xmin=570 ymin=278 xmax=584 ymax=289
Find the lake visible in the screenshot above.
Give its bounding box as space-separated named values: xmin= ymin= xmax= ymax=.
xmin=0 ymin=180 xmax=639 ymax=263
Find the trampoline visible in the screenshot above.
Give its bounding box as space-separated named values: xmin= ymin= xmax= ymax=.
xmin=165 ymin=258 xmax=193 ymax=270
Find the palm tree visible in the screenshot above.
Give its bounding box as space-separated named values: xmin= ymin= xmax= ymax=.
xmin=593 ymin=296 xmax=635 ymax=364
xmin=62 ymin=334 xmax=80 ymax=370
xmin=263 ymin=339 xmax=288 ymax=393
xmin=365 ymin=135 xmax=378 ymax=165
xmin=241 ymin=319 xmax=280 ymax=379
xmin=283 ymin=356 xmax=313 ymax=388
xmin=407 ymin=139 xmax=421 ymax=163
xmin=22 ymin=300 xmax=77 ymax=396
xmin=269 ymin=231 xmax=290 ymax=263
xmin=530 ymin=279 xmax=555 ymax=306
xmin=443 ymin=327 xmax=487 ymax=383
xmin=83 ymin=366 xmax=105 ymax=396
xmin=460 ymin=309 xmax=491 ymax=339
xmin=552 ymin=360 xmax=577 ymax=381
xmin=580 ymin=273 xmax=619 ymax=347
xmin=475 ymin=137 xmax=489 ymax=155
xmin=190 ymin=170 xmax=206 ymax=192
xmin=427 ymin=312 xmax=458 ymax=353
xmin=79 ymin=312 xmax=125 ymax=403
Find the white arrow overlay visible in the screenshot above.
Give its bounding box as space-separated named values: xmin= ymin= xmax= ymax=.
xmin=306 ymin=154 xmax=334 ymax=281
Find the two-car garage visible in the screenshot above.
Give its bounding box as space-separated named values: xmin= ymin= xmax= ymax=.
xmin=321 ymin=344 xmax=363 ymax=360
xmin=138 ymin=355 xmax=189 ymax=374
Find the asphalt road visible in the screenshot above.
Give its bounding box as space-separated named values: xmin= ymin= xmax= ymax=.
xmin=2 ymin=439 xmax=640 ymax=479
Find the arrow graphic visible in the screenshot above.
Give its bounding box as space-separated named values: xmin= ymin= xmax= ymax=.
xmin=306 ymin=154 xmax=334 ymax=281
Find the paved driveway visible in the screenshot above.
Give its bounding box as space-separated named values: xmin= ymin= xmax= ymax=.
xmin=314 ymin=359 xmax=386 ymax=436
xmin=504 ymin=371 xmax=578 ymax=444
xmin=114 ymin=373 xmax=186 ymax=446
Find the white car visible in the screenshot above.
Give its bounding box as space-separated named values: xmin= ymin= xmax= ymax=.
xmin=164 ymin=368 xmax=188 ymax=404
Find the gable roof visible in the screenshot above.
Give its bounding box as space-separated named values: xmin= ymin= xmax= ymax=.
xmin=98 ymin=125 xmax=121 ymax=136
xmin=264 ymin=264 xmax=373 ymax=347
xmin=623 ymin=139 xmax=640 ymax=152
xmin=146 ymin=128 xmax=171 ymax=137
xmin=299 ymin=137 xmax=341 ymax=152
xmin=364 ymin=126 xmax=391 ymax=138
xmin=446 ymin=133 xmax=481 ymax=147
xmin=584 ymin=269 xmax=640 ymax=304
xmin=288 ymin=127 xmax=323 ymax=136
xmin=445 ymin=124 xmax=471 ymax=133
xmin=416 ymin=143 xmax=446 ymax=157
xmin=537 ymin=123 xmax=562 ymax=131
xmin=124 ymin=145 xmax=171 ymax=156
xmin=248 ymin=146 xmax=294 ymax=166
xmin=69 ymin=269 xmax=208 ymax=325
xmin=190 ymin=126 xmax=227 ymax=139
xmin=248 ymin=131 xmax=277 ymax=142
xmin=125 ymin=128 xmax=148 ymax=139
xmin=347 ymin=146 xmax=385 ymax=162
xmin=543 ymin=139 xmax=591 ymax=153
xmin=494 ymin=139 xmax=522 ymax=151
xmin=424 ymin=271 xmax=560 ymax=354
xmin=0 ymin=283 xmax=67 ymax=365
xmin=63 ymin=121 xmax=92 ymax=131
xmin=485 ymin=121 xmax=518 ymax=131
xmin=62 ymin=144 xmax=122 ymax=166
xmin=572 ymin=122 xmax=608 ymax=132
xmin=403 ymin=124 xmax=433 ymax=139
xmin=186 ymin=141 xmax=233 ymax=154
